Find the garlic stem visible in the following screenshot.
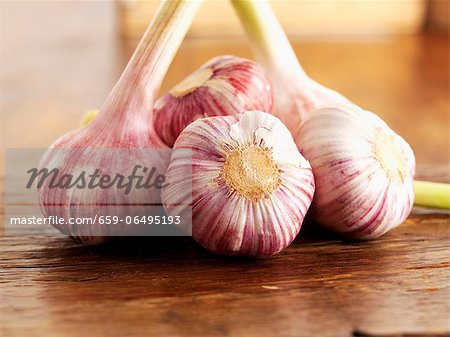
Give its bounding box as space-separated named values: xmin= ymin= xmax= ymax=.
xmin=81 ymin=109 xmax=98 ymax=127
xmin=98 ymin=0 xmax=201 ymax=126
xmin=230 ymin=0 xmax=307 ymax=81
xmin=413 ymin=181 xmax=450 ymax=210
xmin=231 ymin=0 xmax=339 ymax=132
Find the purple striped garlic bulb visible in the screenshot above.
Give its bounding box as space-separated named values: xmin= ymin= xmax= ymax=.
xmin=36 ymin=0 xmax=200 ymax=244
xmin=296 ymin=106 xmax=415 ymax=239
xmin=162 ymin=110 xmax=315 ymax=257
xmin=153 ymin=55 xmax=273 ymax=147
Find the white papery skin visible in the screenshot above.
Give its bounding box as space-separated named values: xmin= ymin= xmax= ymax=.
xmin=296 ymin=106 xmax=415 ymax=239
xmin=162 ymin=111 xmax=314 ymax=257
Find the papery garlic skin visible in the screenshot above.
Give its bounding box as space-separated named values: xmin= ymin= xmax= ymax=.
xmin=296 ymin=106 xmax=415 ymax=239
xmin=162 ymin=110 xmax=314 ymax=257
xmin=153 ymin=55 xmax=273 ymax=147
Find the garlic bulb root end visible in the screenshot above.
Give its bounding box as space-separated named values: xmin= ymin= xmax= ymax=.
xmin=219 ymin=142 xmax=282 ymax=202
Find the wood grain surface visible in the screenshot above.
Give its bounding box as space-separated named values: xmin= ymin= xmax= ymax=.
xmin=1 ymin=197 xmax=449 ymax=337
xmin=1 ymin=2 xmax=449 ymax=337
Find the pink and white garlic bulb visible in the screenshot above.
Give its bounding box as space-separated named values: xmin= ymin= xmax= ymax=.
xmin=232 ymin=0 xmax=450 ymax=231
xmin=296 ymin=106 xmax=415 ymax=239
xmin=162 ymin=110 xmax=314 ymax=256
xmin=153 ymin=55 xmax=273 ymax=147
xmin=37 ymin=0 xmax=200 ymax=244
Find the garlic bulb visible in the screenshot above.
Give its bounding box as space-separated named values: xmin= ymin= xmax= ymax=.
xmin=37 ymin=0 xmax=200 ymax=244
xmin=296 ymin=106 xmax=415 ymax=239
xmin=153 ymin=55 xmax=273 ymax=147
xmin=231 ymin=0 xmax=350 ymax=134
xmin=162 ymin=110 xmax=314 ymax=256
xmin=232 ymin=0 xmax=450 ymax=216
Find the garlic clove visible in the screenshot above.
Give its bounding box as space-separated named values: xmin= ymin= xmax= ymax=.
xmin=162 ymin=110 xmax=314 ymax=257
xmin=296 ymin=106 xmax=415 ymax=239
xmin=153 ymin=55 xmax=273 ymax=147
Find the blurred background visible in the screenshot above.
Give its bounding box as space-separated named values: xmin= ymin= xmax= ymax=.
xmin=1 ymin=0 xmax=449 ymax=169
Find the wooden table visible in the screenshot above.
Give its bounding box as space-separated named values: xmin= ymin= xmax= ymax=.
xmin=1 ymin=2 xmax=449 ymax=337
